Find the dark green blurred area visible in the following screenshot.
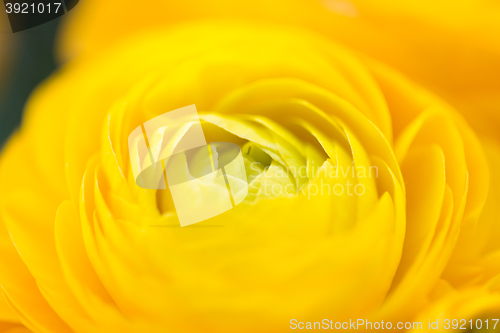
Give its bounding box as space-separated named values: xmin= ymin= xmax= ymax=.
xmin=0 ymin=17 xmax=62 ymax=146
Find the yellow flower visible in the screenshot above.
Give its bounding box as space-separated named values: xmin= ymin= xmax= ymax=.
xmin=0 ymin=10 xmax=30 ymax=333
xmin=0 ymin=21 xmax=499 ymax=332
xmin=58 ymin=0 xmax=500 ymax=138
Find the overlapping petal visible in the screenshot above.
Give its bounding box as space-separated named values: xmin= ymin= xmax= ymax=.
xmin=0 ymin=21 xmax=495 ymax=332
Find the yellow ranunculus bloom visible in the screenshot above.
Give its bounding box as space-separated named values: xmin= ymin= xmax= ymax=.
xmin=0 ymin=22 xmax=499 ymax=332
xmin=58 ymin=0 xmax=500 ymax=139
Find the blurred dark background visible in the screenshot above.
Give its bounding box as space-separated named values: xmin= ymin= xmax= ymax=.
xmin=0 ymin=16 xmax=62 ymax=145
